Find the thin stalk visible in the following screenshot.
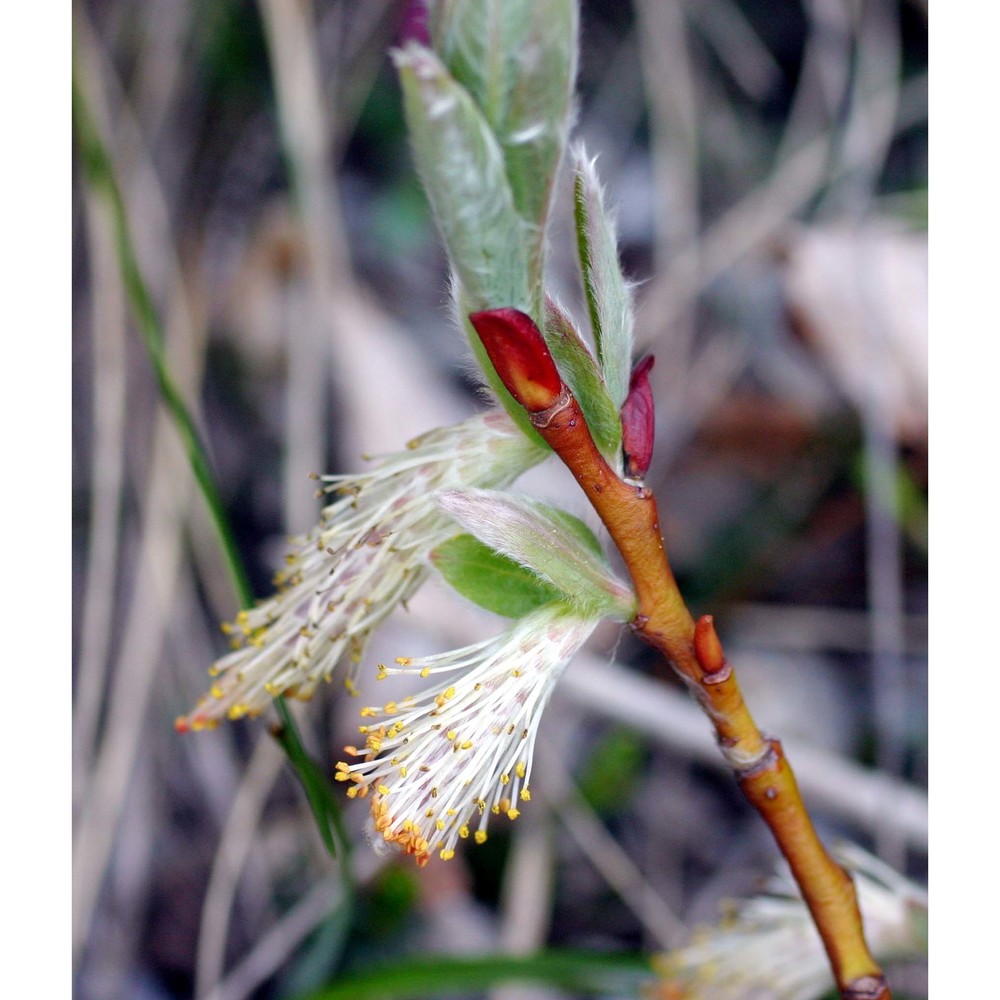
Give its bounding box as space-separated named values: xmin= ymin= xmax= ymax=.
xmin=73 ymin=71 xmax=348 ymax=869
xmin=526 ymin=389 xmax=890 ymax=1000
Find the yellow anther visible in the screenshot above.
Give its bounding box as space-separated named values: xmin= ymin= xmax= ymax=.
xmin=344 ymin=678 xmax=359 ymax=697
xmin=444 ymin=686 xmax=457 ymax=700
xmin=507 ymin=807 xmax=520 ymax=820
xmin=210 ymin=684 xmax=224 ymax=699
xmin=516 ymin=761 xmax=526 ymax=779
xmin=459 ymin=825 xmax=470 ymax=839
xmin=500 ymin=773 xmax=510 ymax=785
xmin=474 ymin=830 xmax=488 ymax=845
xmin=384 ymin=701 xmax=398 ymax=714
xmin=395 ymin=657 xmax=412 ymax=666
xmin=376 ymin=664 xmax=388 ymax=680
xmin=460 ymin=740 xmax=473 ymax=750
xmin=439 ymin=848 xmax=455 ymax=861
xmin=420 ymin=667 xmax=430 ymax=678
xmin=520 ymin=788 xmax=531 ymax=801
xmin=377 ymin=784 xmax=391 ymax=796
xmin=399 ymin=766 xmax=408 ymax=778
xmin=435 ymin=819 xmax=445 ymax=831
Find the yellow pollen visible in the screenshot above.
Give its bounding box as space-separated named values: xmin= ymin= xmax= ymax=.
xmin=500 ymin=773 xmax=510 ymax=785
xmin=439 ymin=848 xmax=455 ymax=861
xmin=507 ymin=807 xmax=520 ymax=820
xmin=520 ymin=788 xmax=531 ymax=801
xmin=474 ymin=830 xmax=488 ymax=845
xmin=459 ymin=825 xmax=470 ymax=839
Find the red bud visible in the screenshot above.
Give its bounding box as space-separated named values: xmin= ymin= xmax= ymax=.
xmin=693 ymin=615 xmax=727 ymax=675
xmin=397 ymin=0 xmax=430 ymax=46
xmin=468 ymin=308 xmax=563 ymax=412
xmin=621 ymin=354 xmax=655 ymax=479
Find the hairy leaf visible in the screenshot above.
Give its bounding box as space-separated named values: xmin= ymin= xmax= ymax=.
xmin=573 ymin=148 xmax=635 ymax=408
xmin=431 ymin=0 xmax=578 ymax=292
xmin=544 ymin=298 xmax=623 ymax=466
xmin=431 ymin=533 xmax=563 ymax=618
xmin=437 ymin=490 xmax=635 ymax=621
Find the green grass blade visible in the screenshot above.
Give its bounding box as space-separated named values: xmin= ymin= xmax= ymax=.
xmin=73 ymin=69 xmax=349 ymax=872
xmin=294 ymin=949 xmax=654 ymax=1000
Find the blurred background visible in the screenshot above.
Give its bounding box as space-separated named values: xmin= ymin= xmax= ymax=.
xmin=72 ymin=0 xmax=928 ymax=997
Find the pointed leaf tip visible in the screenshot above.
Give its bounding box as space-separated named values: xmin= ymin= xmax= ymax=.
xmin=469 ymin=308 xmax=563 ymax=412
xmin=621 ymin=355 xmax=655 ymax=479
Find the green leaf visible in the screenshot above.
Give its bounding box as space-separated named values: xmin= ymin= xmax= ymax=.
xmin=431 ymin=534 xmax=563 ymax=618
xmin=431 ymin=0 xmax=578 ymax=293
xmin=573 ymin=149 xmax=635 ymax=409
xmin=544 ymin=298 xmax=623 ymax=465
xmin=294 ymin=949 xmax=654 ymax=1000
xmin=436 ymin=491 xmax=636 ymax=621
xmin=394 ymin=45 xmax=546 ymax=444
xmin=395 ymin=44 xmax=531 ymax=316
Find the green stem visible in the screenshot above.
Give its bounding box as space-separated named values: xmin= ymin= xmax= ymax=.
xmin=73 ymin=69 xmax=349 ymax=872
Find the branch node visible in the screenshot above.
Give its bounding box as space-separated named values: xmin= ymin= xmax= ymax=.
xmin=843 ymin=974 xmax=890 ymax=1000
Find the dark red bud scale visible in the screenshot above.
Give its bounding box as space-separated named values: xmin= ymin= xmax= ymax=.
xmin=468 ymin=308 xmax=563 ymax=412
xmin=621 ymin=354 xmax=655 ymax=479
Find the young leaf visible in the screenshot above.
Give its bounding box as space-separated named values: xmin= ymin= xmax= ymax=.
xmin=431 ymin=534 xmax=563 ymax=619
xmin=573 ymin=147 xmax=635 ymax=409
xmin=544 ymin=298 xmax=623 ymax=467
xmin=430 ymin=0 xmax=578 ymax=290
xmin=437 ymin=489 xmax=636 ymax=621
xmin=394 ymin=44 xmax=542 ymax=440
xmin=394 ymin=43 xmax=531 ymax=316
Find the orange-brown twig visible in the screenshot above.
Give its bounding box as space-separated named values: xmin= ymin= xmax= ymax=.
xmin=531 ymin=387 xmax=890 ymax=999
xmin=467 ymin=307 xmax=890 ymax=999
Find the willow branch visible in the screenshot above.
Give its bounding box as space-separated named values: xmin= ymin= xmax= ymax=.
xmin=469 ymin=308 xmax=890 ymax=1000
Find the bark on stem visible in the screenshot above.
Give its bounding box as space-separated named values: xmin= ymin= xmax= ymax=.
xmin=529 ymin=388 xmax=890 ymax=1000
